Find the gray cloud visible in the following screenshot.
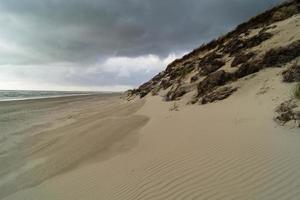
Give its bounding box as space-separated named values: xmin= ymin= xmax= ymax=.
xmin=0 ymin=0 xmax=285 ymax=90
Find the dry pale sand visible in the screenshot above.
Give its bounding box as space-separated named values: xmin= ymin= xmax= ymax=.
xmin=1 ymin=68 xmax=300 ymax=200
xmin=0 ymin=94 xmax=148 ymax=199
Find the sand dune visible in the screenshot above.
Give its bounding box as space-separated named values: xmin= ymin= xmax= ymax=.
xmin=2 ymin=68 xmax=300 ymax=200
xmin=111 ymin=69 xmax=300 ymax=200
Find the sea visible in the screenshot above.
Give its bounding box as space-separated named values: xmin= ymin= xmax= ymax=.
xmin=0 ymin=90 xmax=98 ymax=101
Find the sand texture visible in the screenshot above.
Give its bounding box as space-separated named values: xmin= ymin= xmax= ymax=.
xmin=0 ymin=94 xmax=148 ymax=199
xmin=1 ymin=69 xmax=300 ymax=200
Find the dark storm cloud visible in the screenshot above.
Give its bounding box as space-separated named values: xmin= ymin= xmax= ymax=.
xmin=0 ymin=0 xmax=284 ymax=65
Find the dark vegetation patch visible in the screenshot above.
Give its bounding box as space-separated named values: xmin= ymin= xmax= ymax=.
xmin=234 ymin=40 xmax=300 ymax=79
xmin=197 ymin=70 xmax=233 ymax=97
xmin=168 ymin=62 xmax=196 ymax=81
xmin=160 ymin=77 xmax=173 ymax=90
xmin=165 ymin=83 xmax=187 ymax=101
xmin=138 ymin=82 xmax=156 ymax=98
xmin=221 ymin=32 xmax=273 ymax=56
xmin=133 ymin=72 xmax=165 ymax=98
xmin=198 ymin=52 xmax=226 ymax=76
xmin=231 ymin=52 xmax=256 ymax=67
xmin=190 ymin=74 xmax=200 ymax=83
xmin=196 ymin=40 xmax=300 ymax=99
xmin=234 ymin=60 xmax=262 ymax=79
xmin=201 ymin=86 xmax=238 ymax=104
xmin=295 ymin=83 xmax=300 ymax=100
xmin=262 ymin=40 xmax=300 ymax=67
xmin=275 ymin=100 xmax=300 ymax=127
xmin=282 ymin=63 xmax=300 ymax=82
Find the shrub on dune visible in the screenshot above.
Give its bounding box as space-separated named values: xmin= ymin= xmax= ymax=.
xmin=294 ymin=83 xmax=300 ymax=100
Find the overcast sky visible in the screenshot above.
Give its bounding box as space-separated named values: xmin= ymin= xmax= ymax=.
xmin=0 ymin=0 xmax=284 ymax=91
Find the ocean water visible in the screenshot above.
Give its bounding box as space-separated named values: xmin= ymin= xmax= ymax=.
xmin=0 ymin=90 xmax=96 ymax=101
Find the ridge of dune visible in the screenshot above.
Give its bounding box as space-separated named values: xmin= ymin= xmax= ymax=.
xmin=126 ymin=0 xmax=300 ymax=129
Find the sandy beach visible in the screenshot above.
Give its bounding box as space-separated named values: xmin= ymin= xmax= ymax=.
xmin=0 ymin=94 xmax=148 ymax=199
xmin=1 ymin=68 xmax=300 ymax=200
xmin=0 ymin=2 xmax=299 ymax=199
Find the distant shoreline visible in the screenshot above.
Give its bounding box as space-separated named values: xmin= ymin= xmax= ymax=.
xmin=0 ymin=93 xmax=105 ymax=102
xmin=0 ymin=90 xmax=122 ymax=102
xmin=0 ymin=93 xmax=92 ymax=102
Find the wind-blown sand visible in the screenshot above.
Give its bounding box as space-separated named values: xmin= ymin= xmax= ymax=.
xmin=0 ymin=94 xmax=148 ymax=199
xmin=1 ymin=68 xmax=300 ymax=200
xmin=1 ymin=4 xmax=300 ymax=199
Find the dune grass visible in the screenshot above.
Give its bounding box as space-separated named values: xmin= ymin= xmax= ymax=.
xmin=294 ymin=83 xmax=300 ymax=100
